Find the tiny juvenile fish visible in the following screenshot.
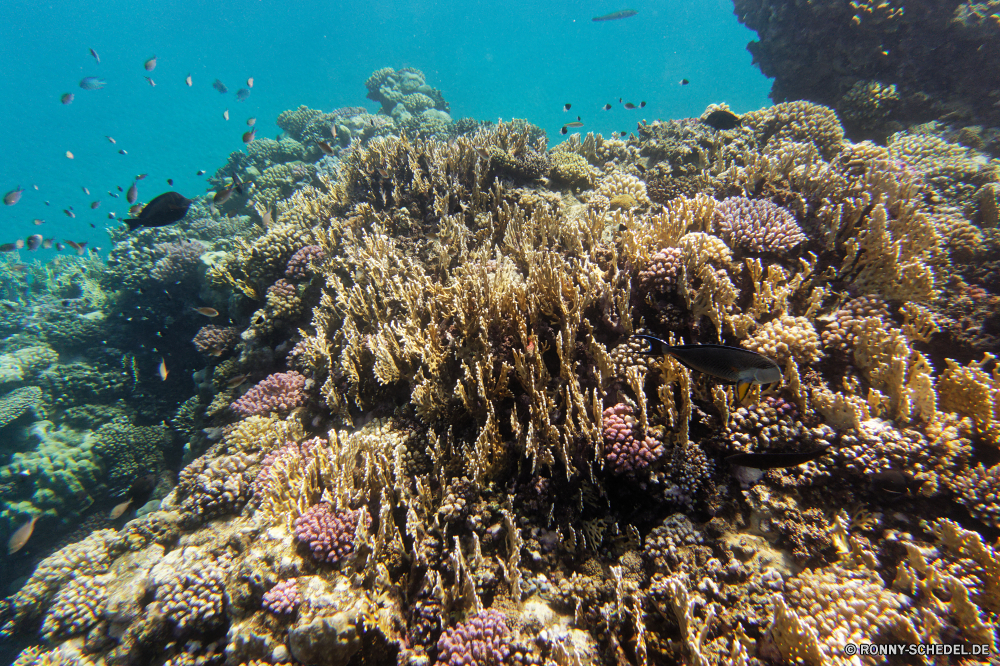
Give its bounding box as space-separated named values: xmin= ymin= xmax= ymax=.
xmin=90 ymin=201 xmax=100 ymax=209
xmin=144 ymin=76 xmax=156 ymax=87
xmin=89 ymin=48 xmax=100 ymax=64
xmin=158 ymin=357 xmax=168 ymax=381
xmin=592 ymin=9 xmax=638 ymax=21
xmin=61 ymin=93 xmax=74 ymax=104
xmin=193 ymin=306 xmax=219 ymax=317
xmin=602 ymin=103 xmax=612 ymax=110
xmin=242 ymin=128 xmax=256 ymax=143
xmin=247 ymin=77 xmax=254 ymax=88
xmin=33 ymin=219 xmax=44 ymax=225
xmin=64 ymin=209 xmax=75 ymax=218
xmin=79 ymin=77 xmax=106 ymax=90
xmin=109 ymin=499 xmax=132 ymax=520
xmin=136 ymin=174 xmax=147 ymax=181
xmin=235 ymin=88 xmax=250 ymax=101
xmin=66 ymin=151 xmax=74 ymax=159
xmin=144 ymin=55 xmax=157 ymax=72
xmin=634 ymin=334 xmax=782 ymax=403
xmin=4 ymin=186 xmax=24 ymax=205
xmin=106 ymin=136 xmax=116 ymax=143
xmin=119 ymin=149 xmax=128 ymax=155
xmin=197 ymin=170 xmax=206 ymax=175
xmin=127 ymin=182 xmax=138 ymax=204
xmin=563 ymin=103 xmax=572 ymax=111
xmin=212 ymin=79 xmax=228 ymax=94
xmin=185 ymin=73 xmax=193 ymax=87
xmin=223 ymin=109 xmax=229 ymax=121
xmin=8 ymin=515 xmax=39 ymax=554
xmin=41 ymin=238 xmax=53 ymax=249
xmin=680 ymin=79 xmax=690 ymax=85
xmin=726 ymin=447 xmax=829 ymax=469
xmin=247 ymin=117 xmax=256 ymax=126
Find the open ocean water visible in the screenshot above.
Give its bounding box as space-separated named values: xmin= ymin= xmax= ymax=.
xmin=2 ymin=0 xmax=999 ymax=665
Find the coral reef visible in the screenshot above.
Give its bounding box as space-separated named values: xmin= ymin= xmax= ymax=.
xmin=4 ymin=73 xmax=1000 ymax=666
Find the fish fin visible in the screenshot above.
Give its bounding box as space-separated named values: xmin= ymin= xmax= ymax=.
xmin=632 ymin=334 xmax=669 ymax=355
xmin=736 ymin=380 xmax=753 ymax=404
xmin=124 ymin=219 xmax=140 ymax=231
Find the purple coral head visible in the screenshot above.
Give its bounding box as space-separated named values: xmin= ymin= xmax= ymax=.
xmin=285 ymin=245 xmax=325 ymax=280
xmin=714 ymin=197 xmax=806 ymax=253
xmin=293 ymin=503 xmax=369 ymax=564
xmin=602 ymin=403 xmax=664 ymax=475
xmin=230 ymin=371 xmax=306 ymax=417
xmin=436 ymin=609 xmax=512 ymax=666
xmin=262 ymin=578 xmax=301 ymax=615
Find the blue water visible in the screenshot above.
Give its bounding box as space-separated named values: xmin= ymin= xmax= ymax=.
xmin=0 ymin=0 xmax=768 ymax=254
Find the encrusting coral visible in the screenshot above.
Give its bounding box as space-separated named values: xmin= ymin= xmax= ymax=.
xmin=4 ymin=70 xmax=1000 ymax=666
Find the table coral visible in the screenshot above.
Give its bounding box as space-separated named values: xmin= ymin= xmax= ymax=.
xmin=0 ymin=386 xmax=41 ymax=428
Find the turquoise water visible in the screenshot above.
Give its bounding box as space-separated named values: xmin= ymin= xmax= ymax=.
xmin=0 ymin=0 xmax=767 ymax=253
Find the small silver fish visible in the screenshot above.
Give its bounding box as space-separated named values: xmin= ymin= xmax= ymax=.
xmin=109 ymin=499 xmax=132 ymax=519
xmin=634 ymin=334 xmax=782 ymax=403
xmin=8 ymin=515 xmax=39 ymax=554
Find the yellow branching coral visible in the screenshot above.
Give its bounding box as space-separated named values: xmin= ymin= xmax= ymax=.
xmin=937 ymin=354 xmax=1000 ymax=445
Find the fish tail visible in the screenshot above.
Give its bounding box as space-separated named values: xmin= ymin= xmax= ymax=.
xmin=124 ymin=218 xmax=140 ymax=231
xmin=633 ymin=334 xmax=669 ymax=355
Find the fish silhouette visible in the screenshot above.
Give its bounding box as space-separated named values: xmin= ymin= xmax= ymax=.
xmin=124 ymin=191 xmax=192 ymax=230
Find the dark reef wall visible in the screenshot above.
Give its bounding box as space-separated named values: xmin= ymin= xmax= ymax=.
xmin=733 ymin=0 xmax=1000 ymax=141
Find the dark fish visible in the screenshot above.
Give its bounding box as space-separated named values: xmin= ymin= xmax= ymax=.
xmin=8 ymin=515 xmax=39 ymax=554
xmin=243 ymin=128 xmax=256 ymax=143
xmin=0 ymin=243 xmax=16 ymax=252
xmin=167 ymin=178 xmax=173 ymax=186
xmin=624 ymin=102 xmax=637 ymax=109
xmin=235 ymin=88 xmax=250 ymax=101
xmin=61 ymin=93 xmax=74 ymax=104
xmin=634 ymin=334 xmax=782 ymax=403
xmin=640 ymin=101 xmax=646 ymax=108
xmin=726 ymin=447 xmax=829 ymax=469
xmin=316 ymin=140 xmax=336 ymax=155
xmin=602 ymin=103 xmax=611 ymax=110
xmin=563 ymin=103 xmax=572 ymax=111
xmin=144 ymin=55 xmax=157 ymax=72
xmin=107 ymin=213 xmax=115 ymax=219
xmin=90 ymin=201 xmax=100 ymax=209
xmin=4 ymin=186 xmax=24 ymax=205
xmin=230 ymin=169 xmax=244 ymax=195
xmin=593 ymin=9 xmax=637 ymax=21
xmin=89 ymin=48 xmax=100 ymax=64
xmin=63 ymin=209 xmax=75 ymax=218
xmin=126 ymin=182 xmax=138 ymax=204
xmin=212 ymin=79 xmax=228 ymax=93
xmin=108 ymin=191 xmax=119 ymax=198
xmin=680 ymin=79 xmax=689 ymax=85
xmin=197 ymin=170 xmax=206 ymax=176
xmin=79 ymin=77 xmax=106 ymax=90
xmin=119 ymin=149 xmax=128 ymax=155
xmin=213 ymin=186 xmax=233 ymax=205
xmin=702 ymin=109 xmax=741 ymax=131
xmin=123 ymin=192 xmax=192 ymax=230
xmin=560 ymin=127 xmax=568 ymax=135
xmin=26 ymin=234 xmax=43 ymax=250
xmin=55 ymin=242 xmax=64 ymax=250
